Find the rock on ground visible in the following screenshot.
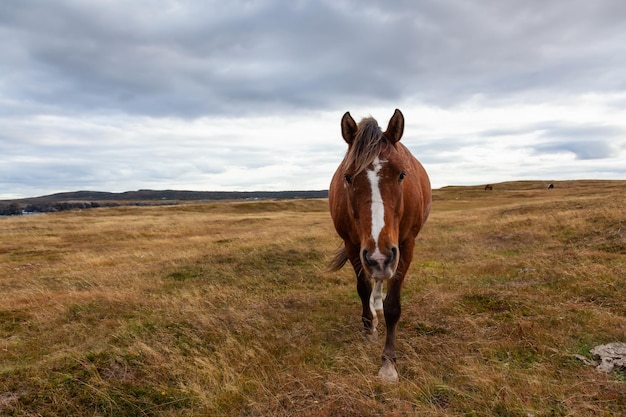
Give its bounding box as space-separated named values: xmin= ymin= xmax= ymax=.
xmin=589 ymin=342 xmax=626 ymax=373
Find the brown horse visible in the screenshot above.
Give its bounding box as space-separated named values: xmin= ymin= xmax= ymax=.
xmin=328 ymin=109 xmax=432 ymax=382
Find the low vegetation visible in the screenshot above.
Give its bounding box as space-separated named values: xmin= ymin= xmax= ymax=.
xmin=1 ymin=181 xmax=624 ymax=416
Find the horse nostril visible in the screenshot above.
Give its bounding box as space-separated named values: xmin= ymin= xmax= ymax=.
xmin=382 ymin=246 xmax=398 ymax=268
xmin=389 ymin=246 xmax=398 ymax=264
xmin=361 ymin=249 xmax=378 ymax=268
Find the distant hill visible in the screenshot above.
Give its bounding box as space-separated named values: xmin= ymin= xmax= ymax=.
xmin=3 ymin=180 xmax=624 ymax=216
xmin=0 ymin=189 xmax=329 ymax=215
xmin=18 ymin=189 xmax=329 ymax=202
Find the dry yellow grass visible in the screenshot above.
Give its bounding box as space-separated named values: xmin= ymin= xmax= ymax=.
xmin=1 ymin=181 xmax=625 ymax=416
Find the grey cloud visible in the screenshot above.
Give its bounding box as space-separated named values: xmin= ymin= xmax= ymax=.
xmin=538 ymin=124 xmax=624 ymax=141
xmin=534 ymin=141 xmax=615 ymax=160
xmin=2 ymin=1 xmax=626 ymax=197
xmin=477 ymin=122 xmax=624 ymax=160
xmin=3 ymin=0 xmax=626 ymax=118
xmin=534 ymin=124 xmax=622 ymax=160
xmin=0 ymin=159 xmax=97 ymax=191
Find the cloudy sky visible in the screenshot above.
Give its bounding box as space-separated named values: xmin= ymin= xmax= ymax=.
xmin=1 ymin=0 xmax=625 ymax=199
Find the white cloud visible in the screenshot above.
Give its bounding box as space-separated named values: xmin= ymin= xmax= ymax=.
xmin=1 ymin=1 xmax=625 ymax=198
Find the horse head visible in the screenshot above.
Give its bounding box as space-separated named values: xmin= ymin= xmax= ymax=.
xmin=339 ymin=109 xmax=408 ymax=281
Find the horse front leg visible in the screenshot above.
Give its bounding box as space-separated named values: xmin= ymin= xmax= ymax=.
xmin=378 ymin=241 xmax=414 ymax=383
xmin=348 ymin=244 xmax=378 ymax=340
xmin=356 ymin=270 xmax=378 ymax=340
xmin=370 ymin=279 xmax=384 ymax=318
xmin=378 ymin=277 xmax=402 ymax=382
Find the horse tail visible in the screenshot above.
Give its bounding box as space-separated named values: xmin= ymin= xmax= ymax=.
xmin=328 ymin=246 xmax=348 ymax=272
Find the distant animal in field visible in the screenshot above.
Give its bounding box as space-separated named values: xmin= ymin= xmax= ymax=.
xmin=484 ymin=184 xmax=493 ymax=191
xmin=328 ymin=109 xmax=432 ymax=383
xmin=548 ymin=183 xmax=554 ymax=190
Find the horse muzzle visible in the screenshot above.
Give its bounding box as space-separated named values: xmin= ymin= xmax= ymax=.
xmin=361 ymin=245 xmax=398 ymax=280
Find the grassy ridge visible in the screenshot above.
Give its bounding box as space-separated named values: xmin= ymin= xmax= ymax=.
xmin=1 ymin=181 xmax=625 ymax=416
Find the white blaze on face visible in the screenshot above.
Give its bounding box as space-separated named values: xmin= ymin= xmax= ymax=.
xmin=366 ymin=157 xmax=386 ymax=254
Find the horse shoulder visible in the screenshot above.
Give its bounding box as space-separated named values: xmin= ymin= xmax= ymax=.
xmin=401 ymin=156 xmax=431 ymax=237
xmin=329 ymin=171 xmax=359 ymax=245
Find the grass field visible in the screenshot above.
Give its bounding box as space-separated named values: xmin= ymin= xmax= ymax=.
xmin=1 ymin=180 xmax=625 ymax=416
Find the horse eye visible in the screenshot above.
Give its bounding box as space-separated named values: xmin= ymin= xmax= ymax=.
xmin=399 ymin=171 xmax=406 ymax=181
xmin=344 ymin=174 xmax=352 ymax=184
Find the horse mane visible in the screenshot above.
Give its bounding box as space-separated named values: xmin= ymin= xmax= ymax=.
xmin=343 ymin=117 xmax=386 ymax=175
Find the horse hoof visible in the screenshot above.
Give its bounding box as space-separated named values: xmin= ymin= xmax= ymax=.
xmin=363 ymin=328 xmax=378 ymax=342
xmin=377 ymin=360 xmax=398 ymax=383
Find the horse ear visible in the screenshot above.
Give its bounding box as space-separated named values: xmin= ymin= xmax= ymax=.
xmin=341 ymin=111 xmax=357 ymax=144
xmin=384 ymin=109 xmax=404 ymax=143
